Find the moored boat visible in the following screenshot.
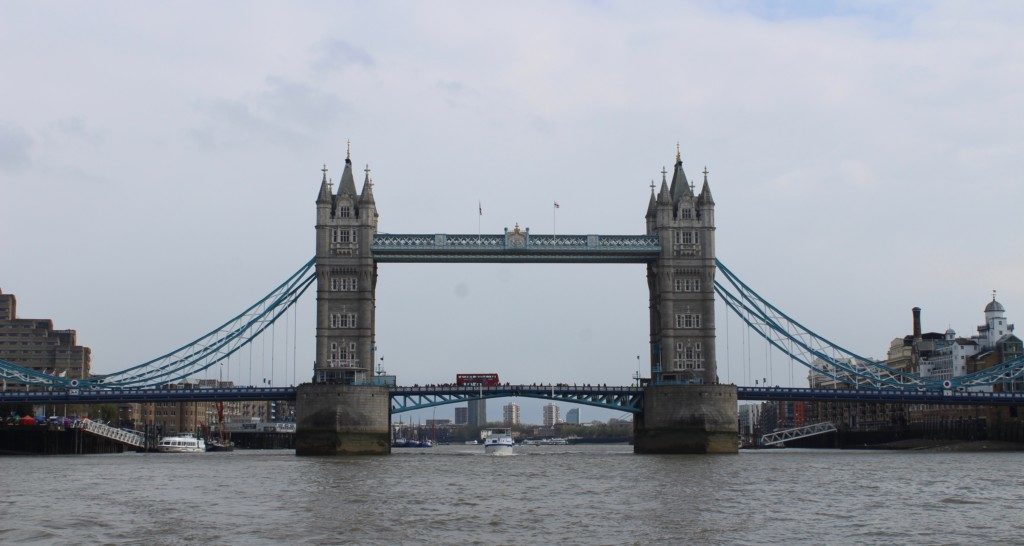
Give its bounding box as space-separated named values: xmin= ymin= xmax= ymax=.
xmin=206 ymin=439 xmax=235 ymax=452
xmin=156 ymin=435 xmax=206 ymax=453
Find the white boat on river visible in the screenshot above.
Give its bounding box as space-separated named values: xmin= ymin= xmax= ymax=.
xmin=483 ymin=428 xmax=514 ymax=456
xmin=156 ymin=435 xmax=206 ymax=453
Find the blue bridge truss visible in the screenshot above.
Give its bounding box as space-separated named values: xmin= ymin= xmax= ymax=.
xmin=390 ymin=385 xmax=644 ymax=414
xmin=737 ymin=386 xmax=1024 ymax=406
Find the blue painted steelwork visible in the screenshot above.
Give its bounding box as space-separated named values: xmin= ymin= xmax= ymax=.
xmin=372 ymin=233 xmax=661 ymax=263
xmin=5 ymin=252 xmax=1021 ymax=395
xmin=715 ymin=259 xmax=924 ymax=389
xmin=0 ymin=357 xmax=79 ymax=387
xmin=0 ymin=384 xmax=642 ymax=410
xmin=0 ymin=386 xmax=298 ymax=404
xmin=4 ymin=384 xmax=1019 ymax=408
xmin=390 ymin=385 xmax=644 ymax=414
xmin=716 ymin=259 xmax=1024 ymax=390
xmin=0 ymin=260 xmax=316 ymax=390
xmin=738 ymin=386 xmax=1024 ymax=406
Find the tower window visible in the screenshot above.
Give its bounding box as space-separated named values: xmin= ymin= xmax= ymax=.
xmin=675 ymin=313 xmax=702 ymax=329
xmin=681 ymin=208 xmax=692 ymax=220
xmin=330 ymin=313 xmax=357 ymax=328
xmin=331 ymin=228 xmax=354 ymax=244
xmin=671 ymin=340 xmax=704 ymax=371
xmin=338 ymin=206 xmax=351 ymax=218
xmin=674 ymin=278 xmax=701 ymax=292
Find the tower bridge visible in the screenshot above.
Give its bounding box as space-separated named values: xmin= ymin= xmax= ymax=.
xmin=3 ymin=146 xmax=1023 ymax=455
xmin=299 ymin=146 xmax=732 ymax=455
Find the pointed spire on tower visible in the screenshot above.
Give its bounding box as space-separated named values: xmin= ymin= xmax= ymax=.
xmin=657 ymin=166 xmax=671 ymax=203
xmin=646 ymin=180 xmax=657 ymax=218
xmin=316 ymin=164 xmax=332 ymax=203
xmin=697 ymin=166 xmax=715 ymax=206
xmin=669 ymin=145 xmax=691 ymax=201
xmin=338 ymin=145 xmax=358 ymax=196
xmin=359 ymin=164 xmax=375 ymax=205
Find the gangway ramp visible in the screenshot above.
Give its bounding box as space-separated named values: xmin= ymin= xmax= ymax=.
xmin=761 ymin=422 xmax=837 ymax=446
xmin=79 ymin=420 xmax=146 ymax=449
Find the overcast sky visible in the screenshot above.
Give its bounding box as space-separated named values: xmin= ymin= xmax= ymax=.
xmin=2 ymin=2 xmax=1022 ymax=424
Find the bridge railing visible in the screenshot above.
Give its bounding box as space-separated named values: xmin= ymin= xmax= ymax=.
xmin=761 ymin=422 xmax=837 ymax=446
xmin=78 ymin=420 xmax=146 ymax=448
xmin=391 ymin=384 xmax=642 ymax=394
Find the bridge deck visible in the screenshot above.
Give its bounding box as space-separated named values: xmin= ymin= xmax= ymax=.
xmin=2 ymin=385 xmax=1021 ymax=406
xmin=738 ymin=386 xmax=1024 ymax=406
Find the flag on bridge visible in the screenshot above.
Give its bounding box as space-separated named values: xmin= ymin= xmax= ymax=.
xmin=478 ymin=201 xmax=482 ymax=216
xmin=554 ymin=201 xmax=560 ymax=208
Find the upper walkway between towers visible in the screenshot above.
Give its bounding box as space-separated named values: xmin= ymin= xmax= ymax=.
xmin=370 ymin=233 xmax=662 ymax=263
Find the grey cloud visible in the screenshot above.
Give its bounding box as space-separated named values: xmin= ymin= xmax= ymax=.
xmin=51 ymin=117 xmax=104 ymax=143
xmin=191 ymin=77 xmax=348 ymax=149
xmin=313 ymin=39 xmax=374 ymax=73
xmin=0 ymin=122 xmax=33 ymax=172
xmin=436 ymin=79 xmax=482 ymax=109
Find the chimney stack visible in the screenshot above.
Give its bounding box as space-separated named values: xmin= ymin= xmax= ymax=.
xmin=912 ymin=307 xmax=922 ymax=341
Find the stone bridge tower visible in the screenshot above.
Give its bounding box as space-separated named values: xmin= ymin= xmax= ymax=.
xmin=635 ymin=148 xmax=734 ymax=454
xmin=298 ymin=147 xmax=390 ymax=456
xmin=313 ymin=147 xmax=378 ymax=384
xmin=646 ymin=148 xmax=716 ymax=385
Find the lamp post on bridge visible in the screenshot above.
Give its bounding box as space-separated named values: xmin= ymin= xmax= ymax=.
xmin=634 ymin=355 xmax=641 ymax=387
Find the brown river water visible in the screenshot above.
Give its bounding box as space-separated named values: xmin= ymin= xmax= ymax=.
xmin=1 ymin=445 xmax=1022 ymax=544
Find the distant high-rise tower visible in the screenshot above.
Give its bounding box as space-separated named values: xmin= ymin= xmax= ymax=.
xmin=454 ymin=406 xmax=468 ymax=426
xmin=565 ymin=408 xmax=579 ymax=424
xmin=646 ymin=148 xmax=717 ymax=384
xmin=468 ymin=399 xmax=487 ymax=428
xmin=542 ymin=403 xmax=561 ymax=427
xmin=502 ymin=402 xmax=521 ymax=426
xmin=313 ymin=146 xmax=378 ymax=384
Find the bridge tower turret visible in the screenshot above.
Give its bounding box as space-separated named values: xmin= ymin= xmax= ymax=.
xmin=646 ymin=148 xmax=717 ymax=385
xmin=313 ymin=145 xmax=379 ymax=385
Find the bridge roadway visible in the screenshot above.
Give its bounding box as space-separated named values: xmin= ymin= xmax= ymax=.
xmin=1 ymin=385 xmax=1022 ymax=407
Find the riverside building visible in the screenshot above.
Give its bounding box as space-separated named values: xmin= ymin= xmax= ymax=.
xmin=0 ymin=288 xmax=91 ymax=380
xmin=808 ymin=297 xmax=1023 ymax=430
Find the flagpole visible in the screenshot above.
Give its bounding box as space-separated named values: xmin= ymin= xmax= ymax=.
xmin=477 ymin=200 xmax=482 ymax=243
xmin=553 ymin=202 xmax=557 ymax=239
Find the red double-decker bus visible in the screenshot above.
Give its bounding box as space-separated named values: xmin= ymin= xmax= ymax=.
xmin=456 ymin=373 xmax=500 ymax=386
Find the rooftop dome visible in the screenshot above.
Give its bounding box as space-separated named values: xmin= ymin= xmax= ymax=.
xmin=985 ymin=299 xmax=1005 ymax=313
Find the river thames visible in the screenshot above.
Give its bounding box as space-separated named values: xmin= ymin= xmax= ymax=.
xmin=2 ymin=445 xmax=1022 ymax=544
